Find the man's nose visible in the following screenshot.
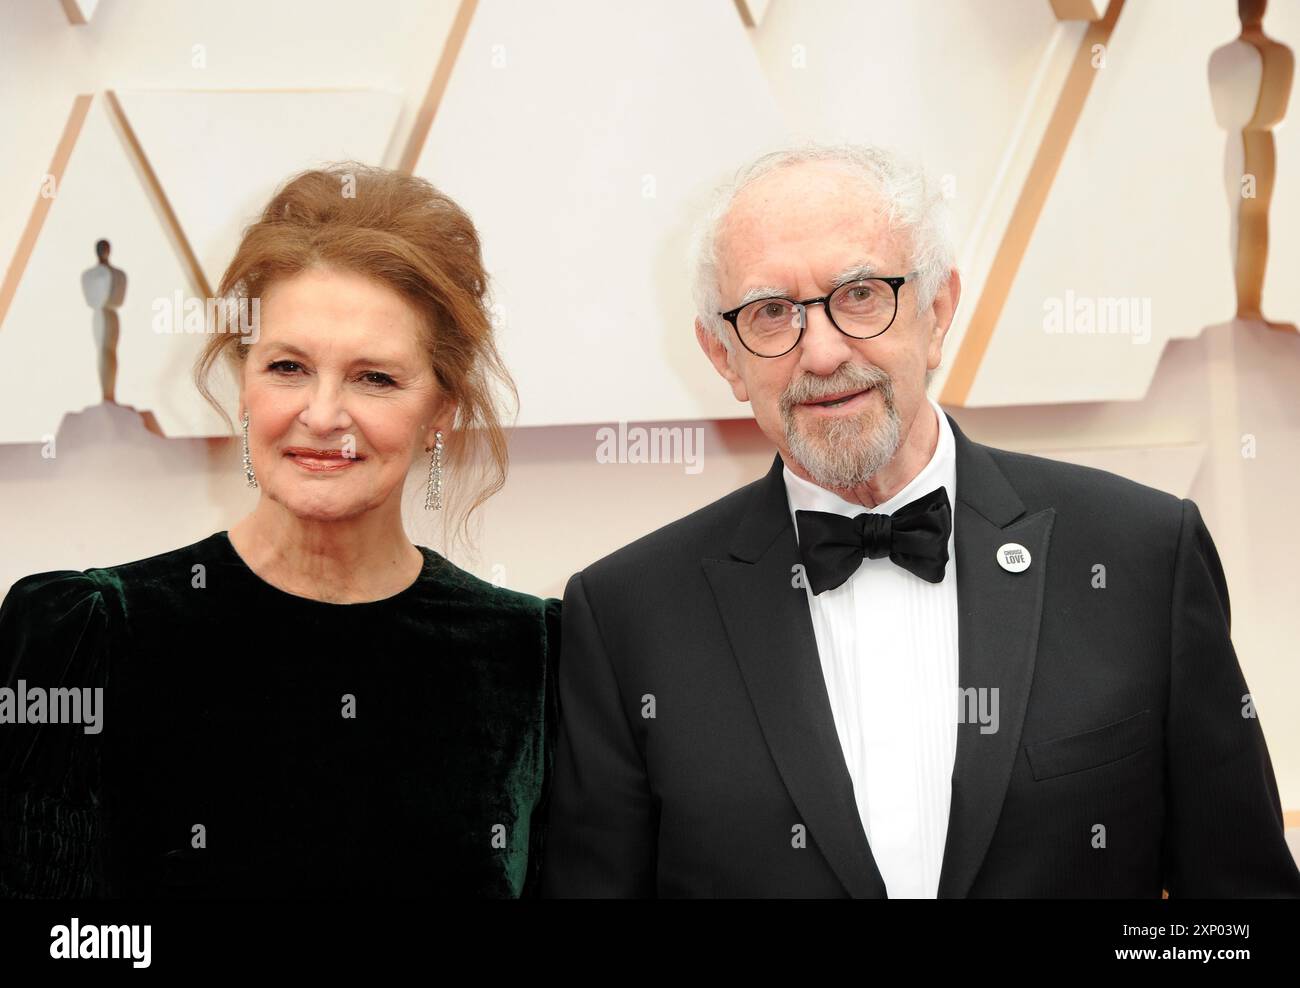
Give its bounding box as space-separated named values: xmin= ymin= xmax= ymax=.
xmin=796 ymin=303 xmax=854 ymax=374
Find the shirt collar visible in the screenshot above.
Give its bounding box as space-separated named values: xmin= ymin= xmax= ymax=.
xmin=782 ymin=393 xmax=955 ymax=521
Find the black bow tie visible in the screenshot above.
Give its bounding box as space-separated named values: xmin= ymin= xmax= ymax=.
xmin=795 ymin=486 xmax=952 ymax=595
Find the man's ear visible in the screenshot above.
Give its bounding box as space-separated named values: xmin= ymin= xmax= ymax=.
xmin=695 ymin=318 xmax=749 ymax=404
xmin=926 ymin=268 xmax=962 ymax=372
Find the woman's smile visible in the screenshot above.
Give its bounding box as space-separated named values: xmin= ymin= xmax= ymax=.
xmin=282 ymin=446 xmax=365 ymax=472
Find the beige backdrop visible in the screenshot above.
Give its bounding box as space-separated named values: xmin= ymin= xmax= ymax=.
xmin=2 ymin=0 xmax=1298 ymax=836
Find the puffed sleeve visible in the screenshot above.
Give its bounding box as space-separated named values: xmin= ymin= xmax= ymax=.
xmin=521 ymin=596 xmax=561 ymax=898
xmin=0 ymin=570 xmax=114 ymax=898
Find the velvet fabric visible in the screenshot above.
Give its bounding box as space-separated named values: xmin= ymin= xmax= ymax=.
xmin=0 ymin=531 xmax=558 ymax=898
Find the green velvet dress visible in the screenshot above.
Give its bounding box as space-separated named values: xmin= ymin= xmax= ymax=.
xmin=0 ymin=531 xmax=559 ymax=898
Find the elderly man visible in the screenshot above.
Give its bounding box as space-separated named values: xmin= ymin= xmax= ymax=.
xmin=540 ymin=143 xmax=1299 ymax=898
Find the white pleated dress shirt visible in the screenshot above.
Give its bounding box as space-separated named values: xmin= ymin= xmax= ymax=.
xmin=782 ymin=394 xmax=959 ymax=898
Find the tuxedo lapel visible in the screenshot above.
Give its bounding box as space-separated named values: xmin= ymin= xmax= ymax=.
xmin=702 ymin=410 xmax=1054 ymax=898
xmin=702 ymin=455 xmax=887 ymax=898
xmin=936 ymin=412 xmax=1054 ymax=897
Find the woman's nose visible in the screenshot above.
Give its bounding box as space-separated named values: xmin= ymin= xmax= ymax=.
xmin=298 ymin=380 xmax=352 ymax=435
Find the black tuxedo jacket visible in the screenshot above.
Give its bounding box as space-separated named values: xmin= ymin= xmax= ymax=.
xmin=540 ymin=412 xmax=1300 ymax=897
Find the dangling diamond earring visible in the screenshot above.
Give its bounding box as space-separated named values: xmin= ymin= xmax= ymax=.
xmin=241 ymin=411 xmax=258 ymax=488
xmin=425 ymin=429 xmax=444 ymax=511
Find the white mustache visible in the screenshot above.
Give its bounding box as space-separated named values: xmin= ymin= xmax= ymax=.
xmin=784 ymin=371 xmax=889 ymax=407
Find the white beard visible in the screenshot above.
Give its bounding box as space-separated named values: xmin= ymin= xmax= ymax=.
xmin=783 ymin=386 xmax=902 ymax=490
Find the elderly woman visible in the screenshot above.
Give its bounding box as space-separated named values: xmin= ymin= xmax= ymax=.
xmin=0 ymin=165 xmax=556 ymax=898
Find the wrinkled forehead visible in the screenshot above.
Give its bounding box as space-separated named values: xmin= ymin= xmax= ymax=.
xmin=715 ymin=163 xmax=908 ymax=300
xmin=256 ymin=266 xmax=430 ymax=358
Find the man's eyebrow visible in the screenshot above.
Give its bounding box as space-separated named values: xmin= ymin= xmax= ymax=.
xmin=732 ymin=263 xmax=881 ymax=308
xmin=830 ymin=262 xmax=878 ymax=288
xmin=736 ymin=285 xmax=792 ymax=307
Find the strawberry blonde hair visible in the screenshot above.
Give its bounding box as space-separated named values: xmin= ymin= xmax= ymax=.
xmin=194 ymin=162 xmax=516 ymax=554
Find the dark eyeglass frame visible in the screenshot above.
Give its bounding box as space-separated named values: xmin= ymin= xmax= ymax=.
xmin=718 ymin=272 xmax=915 ymax=358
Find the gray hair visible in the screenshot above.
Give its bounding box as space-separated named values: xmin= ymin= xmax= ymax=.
xmin=688 ymin=142 xmax=955 ymax=349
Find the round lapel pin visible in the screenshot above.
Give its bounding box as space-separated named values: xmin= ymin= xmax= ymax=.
xmin=996 ymin=542 xmax=1031 ymax=573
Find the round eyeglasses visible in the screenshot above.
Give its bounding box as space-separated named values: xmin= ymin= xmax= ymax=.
xmin=718 ymin=273 xmax=914 ymax=357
